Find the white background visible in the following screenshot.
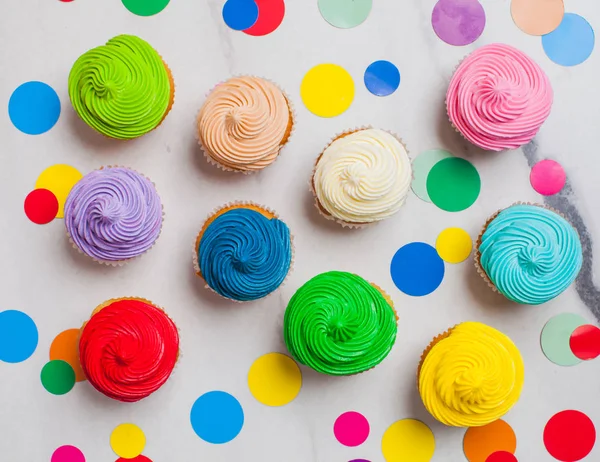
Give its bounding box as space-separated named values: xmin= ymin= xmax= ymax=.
xmin=1 ymin=0 xmax=599 ymax=461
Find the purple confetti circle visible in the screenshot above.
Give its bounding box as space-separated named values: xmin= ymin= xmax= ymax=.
xmin=432 ymin=0 xmax=486 ymax=46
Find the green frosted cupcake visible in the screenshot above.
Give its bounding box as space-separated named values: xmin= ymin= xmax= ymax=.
xmin=283 ymin=271 xmax=398 ymax=376
xmin=68 ymin=35 xmax=175 ymax=140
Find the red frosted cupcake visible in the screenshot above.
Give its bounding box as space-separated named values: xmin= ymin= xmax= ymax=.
xmin=79 ymin=297 xmax=179 ymax=402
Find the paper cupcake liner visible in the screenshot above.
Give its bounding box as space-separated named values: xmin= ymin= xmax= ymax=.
xmin=192 ymin=201 xmax=296 ymax=303
xmin=310 ymin=126 xmax=412 ymax=229
xmin=416 ymin=326 xmax=455 ymax=389
xmin=66 ymin=166 xmax=165 ymax=267
xmin=195 ymin=75 xmax=296 ymax=174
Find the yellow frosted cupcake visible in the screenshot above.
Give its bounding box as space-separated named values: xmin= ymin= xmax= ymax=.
xmin=418 ymin=322 xmax=524 ymax=427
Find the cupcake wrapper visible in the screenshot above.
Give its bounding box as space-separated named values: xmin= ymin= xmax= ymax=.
xmin=192 ymin=201 xmax=296 ymax=303
xmin=66 ymin=166 xmax=165 ymax=267
xmin=310 ymin=126 xmax=412 ymax=229
xmin=195 ymin=75 xmax=296 ymax=174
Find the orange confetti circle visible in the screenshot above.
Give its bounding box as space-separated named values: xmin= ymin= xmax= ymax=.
xmin=463 ymin=419 xmax=516 ymax=462
xmin=50 ymin=329 xmax=86 ymax=382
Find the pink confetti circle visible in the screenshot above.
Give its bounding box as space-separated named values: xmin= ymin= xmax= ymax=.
xmin=530 ymin=159 xmax=566 ymax=195
xmin=334 ymin=411 xmax=370 ymax=447
xmin=52 ymin=445 xmax=85 ymax=462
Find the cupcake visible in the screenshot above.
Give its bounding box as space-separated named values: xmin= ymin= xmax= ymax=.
xmin=476 ymin=204 xmax=582 ymax=305
xmin=79 ymin=297 xmax=179 ymax=402
xmin=284 ymin=271 xmax=398 ymax=376
xmin=194 ymin=203 xmax=293 ymax=301
xmin=312 ymin=128 xmax=411 ymax=227
xmin=64 ymin=167 xmax=163 ymax=265
xmin=446 ymin=43 xmax=553 ymax=151
xmin=69 ymin=35 xmax=174 ymax=140
xmin=196 ymin=76 xmax=294 ymax=172
xmin=418 ymin=322 xmax=524 ymax=427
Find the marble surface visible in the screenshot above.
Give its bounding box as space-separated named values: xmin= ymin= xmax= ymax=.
xmin=1 ymin=0 xmax=599 ymax=460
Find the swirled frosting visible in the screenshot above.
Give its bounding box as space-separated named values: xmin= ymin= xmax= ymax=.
xmin=197 ymin=207 xmax=292 ymax=301
xmin=79 ymin=298 xmax=179 ymax=402
xmin=479 ymin=204 xmax=582 ymax=305
xmin=197 ymin=76 xmax=291 ymax=172
xmin=419 ymin=322 xmax=524 ymax=427
xmin=284 ymin=271 xmax=397 ymax=375
xmin=69 ymin=35 xmax=171 ymax=139
xmin=313 ymin=129 xmax=411 ymax=224
xmin=64 ymin=167 xmax=163 ymax=262
xmin=447 ymin=44 xmax=553 ymax=151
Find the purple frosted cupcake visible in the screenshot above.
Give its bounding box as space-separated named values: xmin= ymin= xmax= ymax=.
xmin=64 ymin=167 xmax=163 ymax=265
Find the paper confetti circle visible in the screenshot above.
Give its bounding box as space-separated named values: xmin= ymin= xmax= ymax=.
xmin=431 ymin=0 xmax=486 ymax=46
xmin=426 ymin=157 xmax=481 ymax=212
xmin=542 ymin=13 xmax=595 ymax=67
xmin=530 ymin=159 xmax=566 ymax=196
xmin=243 ymin=0 xmax=285 ymax=36
xmin=51 ymin=445 xmax=85 ymax=462
xmin=35 ymin=164 xmax=83 ymax=218
xmin=8 ymin=81 xmax=61 ymax=135
xmin=318 ymin=0 xmax=372 ymax=29
xmin=334 ymin=411 xmax=370 ymax=447
xmin=390 ymin=242 xmax=445 ymax=296
xmin=364 ymin=60 xmax=401 ymax=96
xmin=122 ymin=0 xmax=169 ymax=16
xmin=41 ymin=360 xmax=76 ymax=395
xmin=300 ymin=64 xmax=355 ymax=117
xmin=569 ymin=324 xmax=600 ymax=360
xmin=248 ymin=353 xmax=302 ymax=407
xmin=110 ymin=424 xmax=146 ymax=459
xmin=190 ymin=391 xmax=244 ymax=444
xmin=544 ymin=410 xmax=596 ymax=461
xmin=511 ymin=0 xmax=564 ymax=36
xmin=0 ymin=310 xmax=38 ymax=363
xmin=50 ymin=329 xmax=86 ymax=382
xmin=463 ymin=419 xmax=517 ymax=462
xmin=223 ymin=0 xmax=259 ymax=31
xmin=541 ymin=313 xmax=586 ymax=366
xmin=411 ymin=149 xmax=454 ymax=202
xmin=24 ymin=189 xmax=59 ymax=225
xmin=117 ymin=456 xmax=152 ymax=462
xmin=485 ymin=452 xmax=517 ymax=462
xmin=382 ymin=419 xmax=435 ymax=462
xmin=436 ymin=228 xmax=472 ymax=264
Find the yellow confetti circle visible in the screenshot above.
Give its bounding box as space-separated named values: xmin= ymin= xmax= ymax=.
xmin=300 ymin=64 xmax=355 ymax=117
xmin=35 ymin=164 xmax=83 ymax=218
xmin=382 ymin=419 xmax=435 ymax=462
xmin=435 ymin=227 xmax=472 ymax=264
xmin=110 ymin=423 xmax=146 ymax=459
xmin=248 ymin=353 xmax=302 ymax=407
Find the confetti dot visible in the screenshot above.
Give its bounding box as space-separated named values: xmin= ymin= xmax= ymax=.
xmin=190 ymin=391 xmax=244 ymax=444
xmin=122 ymin=0 xmax=169 ymax=16
xmin=390 ymin=242 xmax=445 ymax=297
xmin=110 ymin=424 xmax=146 ymax=459
xmin=50 ymin=329 xmax=86 ymax=382
xmin=486 ymin=452 xmax=517 ymax=462
xmin=426 ymin=157 xmax=481 ymax=212
xmin=51 ymin=445 xmax=85 ymax=462
xmin=8 ymin=81 xmax=61 ymax=135
xmin=381 ymin=419 xmax=435 ymax=462
xmin=248 ymin=353 xmax=302 ymax=407
xmin=364 ymin=61 xmax=400 ymax=97
xmin=350 ymin=460 xmax=371 ymax=462
xmin=116 ymin=456 xmax=152 ymax=462
xmin=530 ymin=159 xmax=566 ymax=196
xmin=432 ymin=0 xmax=486 ymax=46
xmin=243 ymin=0 xmax=285 ymax=36
xmin=544 ymin=410 xmax=596 ymax=461
xmin=411 ymin=149 xmax=454 ymax=202
xmin=542 ymin=13 xmax=595 ymax=67
xmin=318 ymin=0 xmax=372 ymax=29
xmin=41 ymin=360 xmax=76 ymax=395
xmin=334 ymin=411 xmax=370 ymax=447
xmin=570 ymin=324 xmax=600 ymax=360
xmin=35 ymin=164 xmax=83 ymax=218
xmin=463 ymin=419 xmax=517 ymax=462
xmin=223 ymin=0 xmax=259 ymax=31
xmin=301 ymin=64 xmax=355 ymax=118
xmin=0 ymin=310 xmax=38 ymax=363
xmin=24 ymin=189 xmax=59 ymax=225
xmin=511 ymin=0 xmax=563 ymax=36
xmin=541 ymin=313 xmax=586 ymax=366
xmin=436 ymin=228 xmax=472 ymax=264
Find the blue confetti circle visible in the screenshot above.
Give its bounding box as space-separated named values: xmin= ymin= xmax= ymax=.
xmin=190 ymin=391 xmax=244 ymax=444
xmin=0 ymin=310 xmax=38 ymax=363
xmin=542 ymin=13 xmax=595 ymax=67
xmin=364 ymin=60 xmax=401 ymax=96
xmin=222 ymin=0 xmax=259 ymax=31
xmin=8 ymin=81 xmax=61 ymax=135
xmin=390 ymin=242 xmax=445 ymax=296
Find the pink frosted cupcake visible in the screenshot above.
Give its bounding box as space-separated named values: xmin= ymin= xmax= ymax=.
xmin=446 ymin=43 xmax=553 ymax=151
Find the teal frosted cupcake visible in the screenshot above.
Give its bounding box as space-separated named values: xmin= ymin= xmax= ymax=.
xmin=475 ymin=204 xmax=582 ymax=305
xmin=283 ymin=271 xmax=398 ymax=376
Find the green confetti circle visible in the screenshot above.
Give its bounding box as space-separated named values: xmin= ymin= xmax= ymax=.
xmin=426 ymin=157 xmax=481 ymax=212
xmin=541 ymin=313 xmax=586 ymax=367
xmin=122 ymin=0 xmax=170 ymax=17
xmin=318 ymin=0 xmax=373 ymax=29
xmin=41 ymin=360 xmax=76 ymax=395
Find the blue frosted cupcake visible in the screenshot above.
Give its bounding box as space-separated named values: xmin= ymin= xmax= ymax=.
xmin=475 ymin=204 xmax=582 ymax=305
xmin=194 ymin=202 xmax=293 ymax=302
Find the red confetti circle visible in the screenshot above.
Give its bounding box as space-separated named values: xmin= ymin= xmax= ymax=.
xmin=486 ymin=451 xmax=518 ymax=462
xmin=243 ymin=0 xmax=285 ymax=36
xmin=24 ymin=189 xmax=59 ymax=224
xmin=570 ymin=324 xmax=600 ymax=360
xmin=117 ymin=456 xmax=152 ymax=462
xmin=544 ymin=410 xmax=596 ymax=461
